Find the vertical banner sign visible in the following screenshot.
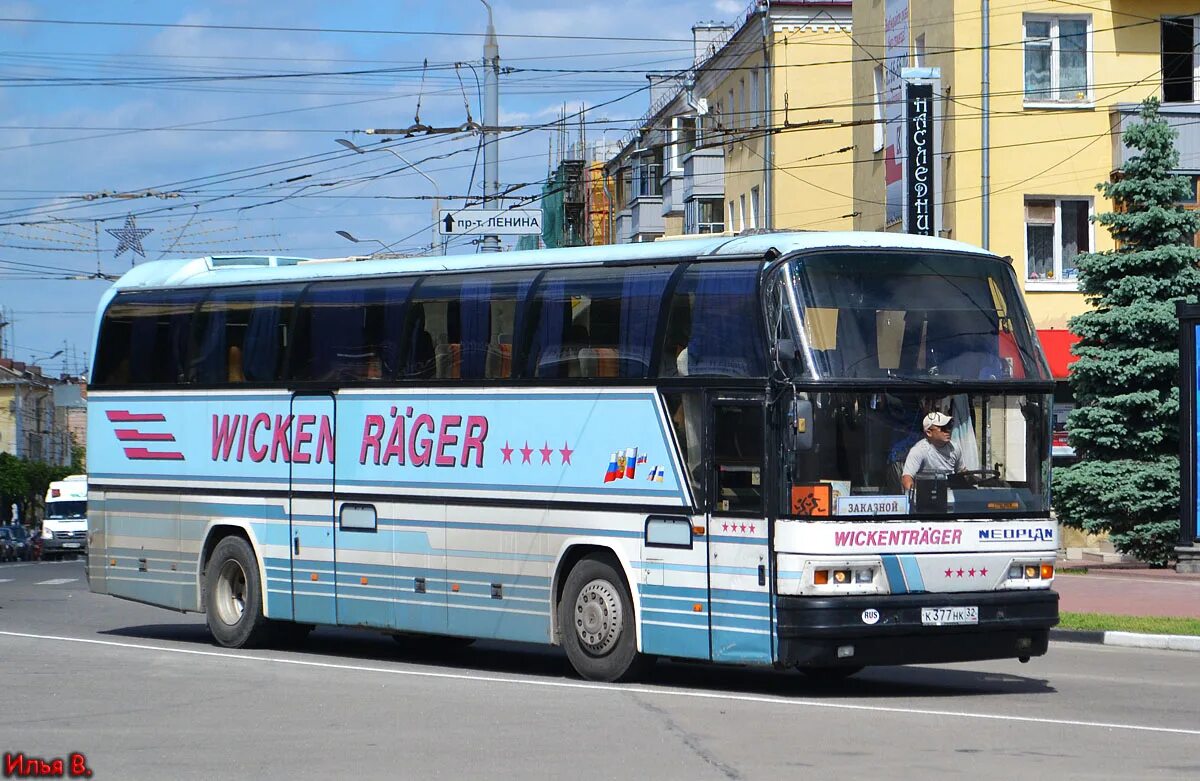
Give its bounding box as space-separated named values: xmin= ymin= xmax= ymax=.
xmin=883 ymin=0 xmax=909 ymax=226
xmin=905 ymin=82 xmax=935 ymax=236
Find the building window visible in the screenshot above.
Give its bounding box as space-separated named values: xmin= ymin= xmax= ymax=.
xmin=1163 ymin=16 xmax=1198 ymax=103
xmin=727 ymin=89 xmax=735 ymax=131
xmin=914 ymin=33 xmax=926 ymax=67
xmin=738 ymin=78 xmax=746 ymax=129
xmin=686 ymin=198 xmax=725 ymax=234
xmin=872 ymin=65 xmax=885 ymax=153
xmin=632 ymin=149 xmax=663 ymax=199
xmin=750 ymin=186 xmax=761 ymax=230
xmin=1025 ymin=197 xmax=1091 ymax=285
xmin=750 ymin=69 xmax=760 ymax=127
xmin=738 ymin=194 xmax=747 ymax=232
xmin=1024 ymin=15 xmax=1090 ymax=103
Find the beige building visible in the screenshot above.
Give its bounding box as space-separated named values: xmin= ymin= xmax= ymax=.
xmin=0 ymin=358 xmax=71 ymax=466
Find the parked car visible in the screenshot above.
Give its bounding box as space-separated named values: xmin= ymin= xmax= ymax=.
xmin=6 ymin=525 xmax=33 ymax=561
xmin=0 ymin=527 xmax=15 ymax=562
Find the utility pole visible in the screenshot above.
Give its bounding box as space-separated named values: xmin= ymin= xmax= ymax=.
xmin=480 ymin=0 xmax=501 ymax=252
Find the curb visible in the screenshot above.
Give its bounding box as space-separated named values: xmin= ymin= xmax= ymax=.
xmin=1051 ymin=628 xmax=1200 ymax=653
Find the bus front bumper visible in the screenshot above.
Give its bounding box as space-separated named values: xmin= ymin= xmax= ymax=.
xmin=776 ymin=589 xmax=1059 ymax=668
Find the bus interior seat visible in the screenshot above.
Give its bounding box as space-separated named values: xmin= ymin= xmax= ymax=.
xmin=435 ymin=343 xmax=462 ymax=379
xmin=485 ymin=341 xmax=512 ymax=378
xmin=227 ymin=344 xmax=245 ymax=383
xmin=578 ymin=347 xmax=620 ymax=378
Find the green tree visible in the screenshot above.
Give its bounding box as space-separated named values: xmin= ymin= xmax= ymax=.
xmin=1055 ymin=99 xmax=1200 ymax=565
xmin=0 ymin=452 xmax=26 ymax=522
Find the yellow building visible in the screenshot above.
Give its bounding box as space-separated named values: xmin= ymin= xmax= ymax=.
xmin=606 ymin=2 xmax=858 ymax=242
xmin=851 ymin=0 xmax=1200 ymax=343
xmin=695 ymin=1 xmax=857 ymax=233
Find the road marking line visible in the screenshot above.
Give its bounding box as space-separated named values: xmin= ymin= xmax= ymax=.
xmin=0 ymin=578 xmax=12 ymax=583
xmin=34 ymin=578 xmax=77 ymax=585
xmin=1 ymin=629 xmax=1198 ymax=737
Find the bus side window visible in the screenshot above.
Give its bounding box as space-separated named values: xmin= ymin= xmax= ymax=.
xmin=525 ymin=265 xmax=671 ymax=379
xmin=657 ymin=262 xmax=766 ymax=379
xmin=94 ymin=291 xmax=203 ymax=387
xmin=190 ymin=286 xmax=300 ymax=385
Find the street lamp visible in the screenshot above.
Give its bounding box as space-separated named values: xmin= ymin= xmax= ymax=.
xmin=335 ymin=138 xmax=444 ymax=255
xmin=335 ymin=230 xmax=401 ymax=257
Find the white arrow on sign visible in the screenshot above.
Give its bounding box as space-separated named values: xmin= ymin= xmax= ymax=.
xmin=438 ymin=209 xmax=543 ymax=236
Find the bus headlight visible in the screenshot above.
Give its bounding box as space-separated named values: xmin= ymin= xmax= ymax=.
xmin=809 ymin=560 xmax=885 ymax=595
xmin=1004 ymin=560 xmax=1054 ymax=588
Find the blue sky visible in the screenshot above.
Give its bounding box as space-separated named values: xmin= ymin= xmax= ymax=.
xmin=0 ymin=0 xmax=742 ymax=374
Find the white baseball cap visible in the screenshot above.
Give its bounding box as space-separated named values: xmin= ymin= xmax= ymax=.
xmin=923 ymin=412 xmax=953 ymax=431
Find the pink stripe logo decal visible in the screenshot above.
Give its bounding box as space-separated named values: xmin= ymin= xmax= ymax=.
xmin=106 ymin=410 xmax=166 ymax=423
xmin=114 ymin=429 xmax=176 ymax=442
xmin=107 ymin=409 xmax=184 ymax=461
xmin=123 ymin=447 xmax=185 ymax=461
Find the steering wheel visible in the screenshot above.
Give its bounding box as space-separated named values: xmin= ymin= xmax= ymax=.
xmin=950 ymin=469 xmax=1001 ymax=487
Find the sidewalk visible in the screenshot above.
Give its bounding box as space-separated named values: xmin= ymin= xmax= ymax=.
xmin=1051 ymin=560 xmax=1200 ymax=652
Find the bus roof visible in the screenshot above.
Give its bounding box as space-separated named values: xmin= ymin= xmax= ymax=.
xmin=103 ymin=231 xmax=1001 ymax=293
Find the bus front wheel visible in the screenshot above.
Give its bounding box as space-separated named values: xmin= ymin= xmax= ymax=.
xmin=559 ymin=556 xmax=651 ymax=682
xmin=205 ymin=536 xmax=271 ymax=649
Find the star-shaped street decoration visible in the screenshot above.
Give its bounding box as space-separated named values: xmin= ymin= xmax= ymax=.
xmin=106 ymin=214 xmax=153 ymax=259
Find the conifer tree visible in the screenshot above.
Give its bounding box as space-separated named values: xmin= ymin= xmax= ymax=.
xmin=1055 ymin=99 xmax=1200 ymax=565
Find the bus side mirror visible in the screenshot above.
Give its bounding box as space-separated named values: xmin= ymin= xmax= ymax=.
xmin=788 ymin=399 xmax=813 ymax=451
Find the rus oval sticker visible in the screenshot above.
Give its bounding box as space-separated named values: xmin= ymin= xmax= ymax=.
xmin=861 ymin=609 xmax=880 ymax=625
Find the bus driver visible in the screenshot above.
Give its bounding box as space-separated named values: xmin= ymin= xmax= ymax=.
xmin=901 ymin=411 xmax=964 ymax=491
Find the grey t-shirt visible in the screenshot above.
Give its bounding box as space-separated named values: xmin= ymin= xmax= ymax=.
xmin=903 ymin=438 xmax=963 ymax=479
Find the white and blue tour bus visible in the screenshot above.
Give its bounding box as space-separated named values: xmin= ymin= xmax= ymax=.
xmin=86 ymin=231 xmax=1059 ymax=681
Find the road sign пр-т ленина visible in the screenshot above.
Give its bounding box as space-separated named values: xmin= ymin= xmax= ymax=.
xmin=439 ymin=209 xmax=542 ymax=236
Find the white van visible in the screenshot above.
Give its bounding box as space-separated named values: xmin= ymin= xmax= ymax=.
xmin=43 ymin=474 xmax=87 ymax=559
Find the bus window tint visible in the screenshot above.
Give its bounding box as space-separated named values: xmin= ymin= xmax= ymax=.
xmin=292 ymin=281 xmax=408 ymax=382
xmin=659 ymin=262 xmax=766 ymax=378
xmin=191 ymin=285 xmax=301 ymax=384
xmin=94 ymin=291 xmax=203 ymax=386
xmin=525 ymin=265 xmax=672 ymax=379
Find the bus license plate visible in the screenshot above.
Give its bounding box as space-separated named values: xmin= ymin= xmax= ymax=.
xmin=921 ymin=606 xmax=978 ymax=626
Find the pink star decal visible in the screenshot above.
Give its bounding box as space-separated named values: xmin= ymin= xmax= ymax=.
xmin=559 ymin=442 xmax=573 ymax=465
xmin=520 ymin=442 xmax=533 ymax=464
xmin=980 ymin=568 xmax=988 ymax=577
xmin=749 ymin=524 xmax=756 ymax=534
xmin=944 ymin=568 xmax=953 ymax=578
xmin=956 ymin=569 xmax=965 ymax=578
xmin=501 ymin=441 xmax=514 ymax=464
xmin=722 ymin=522 xmax=729 ymax=532
xmin=739 ymin=523 xmax=747 ymax=533
xmin=539 ymin=442 xmax=554 ymax=465
xmin=968 ymin=568 xmax=976 ymax=577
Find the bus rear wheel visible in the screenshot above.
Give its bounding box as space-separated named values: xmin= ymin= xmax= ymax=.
xmin=559 ymin=556 xmax=651 ymax=682
xmin=205 ymin=536 xmax=271 ymax=649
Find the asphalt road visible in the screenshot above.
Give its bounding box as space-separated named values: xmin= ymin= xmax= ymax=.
xmin=2 ymin=558 xmax=1198 ymax=780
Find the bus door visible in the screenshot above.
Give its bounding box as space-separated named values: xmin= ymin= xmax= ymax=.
xmin=706 ymin=394 xmax=773 ymax=664
xmin=289 ymin=392 xmax=338 ymax=626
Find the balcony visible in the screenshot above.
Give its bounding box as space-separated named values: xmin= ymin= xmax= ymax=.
xmin=1111 ymin=103 xmax=1200 ymax=173
xmin=630 ymin=197 xmax=665 ymax=239
xmin=682 ymin=147 xmax=725 ymax=203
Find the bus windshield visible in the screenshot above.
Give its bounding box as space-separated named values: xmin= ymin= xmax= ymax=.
xmin=782 ymin=390 xmax=1050 ymax=518
xmin=784 ymin=251 xmax=1049 ymax=381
